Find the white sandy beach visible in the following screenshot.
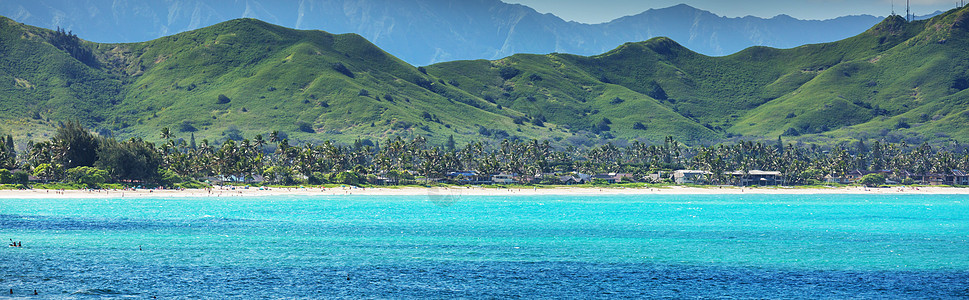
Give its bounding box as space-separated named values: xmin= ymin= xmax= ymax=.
xmin=1 ymin=185 xmax=968 ymax=199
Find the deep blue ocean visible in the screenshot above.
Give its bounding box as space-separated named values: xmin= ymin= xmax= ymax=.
xmin=1 ymin=194 xmax=968 ymax=298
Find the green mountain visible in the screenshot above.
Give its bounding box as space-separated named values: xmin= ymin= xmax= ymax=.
xmin=430 ymin=7 xmax=969 ymax=145
xmin=2 ymin=6 xmax=969 ymax=146
xmin=0 ymin=17 xmax=567 ymax=145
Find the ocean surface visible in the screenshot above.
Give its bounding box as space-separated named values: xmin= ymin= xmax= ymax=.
xmin=1 ymin=193 xmax=968 ymax=298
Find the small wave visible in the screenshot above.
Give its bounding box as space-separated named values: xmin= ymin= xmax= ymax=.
xmin=72 ymin=288 xmax=126 ymax=295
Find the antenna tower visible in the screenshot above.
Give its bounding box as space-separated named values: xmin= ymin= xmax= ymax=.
xmin=906 ymin=0 xmax=911 ymax=21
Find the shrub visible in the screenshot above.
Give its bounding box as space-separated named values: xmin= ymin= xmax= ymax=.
xmin=331 ymin=62 xmax=355 ymax=78
xmin=297 ymin=121 xmax=314 ymax=133
xmin=223 ymin=126 xmax=243 ymax=141
xmin=499 ymin=67 xmax=521 ymax=80
xmin=308 ymin=172 xmax=327 ymax=185
xmin=633 ymin=122 xmax=647 ymax=130
xmin=646 ymin=81 xmax=668 ymax=100
xmin=610 ymin=97 xmax=624 ymax=105
xmin=178 ymin=120 xmax=197 ymax=132
xmin=953 ymin=77 xmax=969 ymax=91
xmin=531 ymin=115 xmax=546 ymax=127
xmin=594 ymin=120 xmax=611 ymax=132
xmin=12 ymin=171 xmax=29 ymax=184
xmin=216 ymin=94 xmax=231 ymax=104
xmin=858 ymin=173 xmax=886 ymax=187
xmin=66 ymin=166 xmax=108 ymax=187
xmin=415 ymin=78 xmax=433 ymax=89
xmin=159 ymin=169 xmax=183 ymax=187
xmin=0 ymin=169 xmax=11 ymax=184
xmin=782 ymin=128 xmax=801 ymax=136
xmin=331 ymin=171 xmax=362 ymax=186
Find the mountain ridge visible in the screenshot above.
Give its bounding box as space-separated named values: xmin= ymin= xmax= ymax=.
xmin=0 ymin=0 xmax=929 ymax=65
xmin=1 ymin=5 xmax=968 ymax=148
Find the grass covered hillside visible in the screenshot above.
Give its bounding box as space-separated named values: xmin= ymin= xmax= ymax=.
xmin=2 ymin=6 xmax=969 ymax=148
xmin=430 ymin=6 xmax=969 ymax=145
xmin=0 ymin=17 xmax=568 ymax=146
xmin=0 ymin=18 xmax=121 ymax=140
xmin=97 ymin=18 xmax=571 ymax=145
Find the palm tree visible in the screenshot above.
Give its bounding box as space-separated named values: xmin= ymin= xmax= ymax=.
xmin=160 ymin=127 xmax=173 ymax=141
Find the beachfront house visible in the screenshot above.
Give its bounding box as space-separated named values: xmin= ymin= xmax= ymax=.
xmin=953 ymin=170 xmax=969 ymax=185
xmin=592 ymin=173 xmax=635 ymax=184
xmin=447 ymin=171 xmax=489 ymax=184
xmin=673 ymin=170 xmax=711 ymax=185
xmin=491 ymin=173 xmax=518 ymax=184
xmin=728 ymin=170 xmax=783 ymax=186
xmin=644 ymin=171 xmax=669 ymax=183
xmin=557 ymin=173 xmax=591 ymax=185
xmin=922 ymin=170 xmax=969 ymax=186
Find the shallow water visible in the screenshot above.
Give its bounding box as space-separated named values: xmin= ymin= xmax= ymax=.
xmin=1 ymin=194 xmax=968 ymax=298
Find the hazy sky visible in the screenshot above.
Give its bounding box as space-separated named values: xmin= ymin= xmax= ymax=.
xmin=502 ymin=0 xmax=962 ymax=23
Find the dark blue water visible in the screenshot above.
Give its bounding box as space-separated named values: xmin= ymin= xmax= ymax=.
xmin=1 ymin=194 xmax=968 ymax=298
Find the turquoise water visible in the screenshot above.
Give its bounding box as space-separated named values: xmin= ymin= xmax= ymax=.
xmin=1 ymin=194 xmax=968 ymax=298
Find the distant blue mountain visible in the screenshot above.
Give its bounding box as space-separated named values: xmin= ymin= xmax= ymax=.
xmin=0 ymin=0 xmax=941 ymax=65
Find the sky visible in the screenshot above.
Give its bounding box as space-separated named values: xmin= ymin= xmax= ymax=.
xmin=502 ymin=0 xmax=963 ymax=23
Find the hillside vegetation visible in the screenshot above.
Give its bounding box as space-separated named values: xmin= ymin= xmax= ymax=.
xmin=1 ymin=6 xmax=969 ymax=147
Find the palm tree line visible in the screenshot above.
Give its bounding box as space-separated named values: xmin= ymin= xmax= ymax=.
xmin=2 ymin=122 xmax=969 ymax=187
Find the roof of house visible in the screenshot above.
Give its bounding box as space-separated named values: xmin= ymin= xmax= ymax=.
xmin=728 ymin=170 xmax=781 ymax=176
xmin=673 ymin=170 xmax=712 ymax=176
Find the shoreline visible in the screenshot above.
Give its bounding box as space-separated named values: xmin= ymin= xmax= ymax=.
xmin=2 ymin=185 xmax=969 ymax=199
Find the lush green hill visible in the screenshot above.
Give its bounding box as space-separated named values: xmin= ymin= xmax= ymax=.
xmin=0 ymin=18 xmax=121 ymax=140
xmin=96 ymin=19 xmax=574 ymax=146
xmin=2 ymin=6 xmax=969 ymax=147
xmin=0 ymin=17 xmax=578 ymax=146
xmin=430 ymin=9 xmax=969 ymax=145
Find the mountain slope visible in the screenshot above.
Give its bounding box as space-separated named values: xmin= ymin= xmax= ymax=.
xmin=1 ymin=0 xmax=897 ymax=65
xmin=0 ymin=18 xmax=122 ymax=139
xmin=3 ymin=6 xmax=969 ymax=147
xmin=94 ymin=18 xmax=573 ymax=145
xmin=429 ymin=6 xmax=969 ymax=144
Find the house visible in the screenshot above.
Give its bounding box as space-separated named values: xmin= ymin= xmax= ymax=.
xmin=644 ymin=171 xmax=668 ymax=183
xmin=558 ymin=173 xmax=592 ymax=185
xmin=925 ymin=173 xmax=949 ymax=185
xmin=593 ymin=173 xmax=635 ymax=184
xmin=925 ymin=170 xmax=969 ymax=186
xmin=447 ymin=171 xmax=489 ymax=184
xmin=491 ymin=173 xmax=518 ymax=184
xmin=368 ymin=176 xmax=390 ymax=185
xmin=845 ymin=170 xmax=868 ymax=183
xmin=953 ymin=170 xmax=969 ymax=185
xmin=728 ymin=170 xmax=783 ymax=186
xmin=673 ymin=170 xmax=711 ymax=184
